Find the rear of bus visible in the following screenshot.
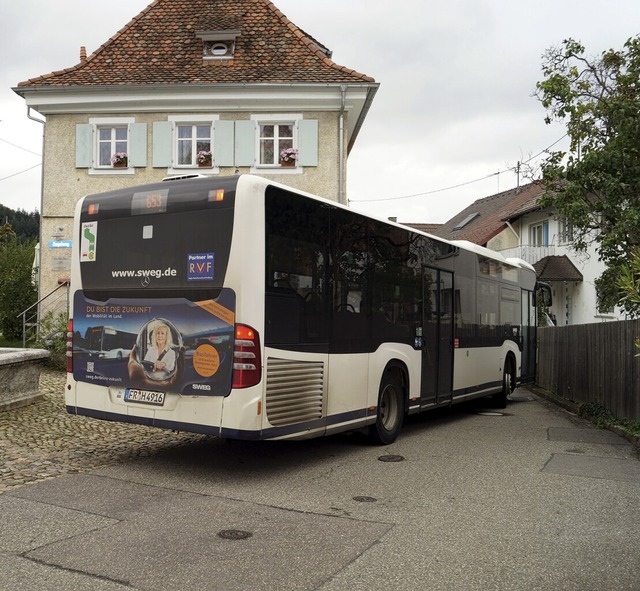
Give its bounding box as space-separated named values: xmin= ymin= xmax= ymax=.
xmin=65 ymin=175 xmax=263 ymax=437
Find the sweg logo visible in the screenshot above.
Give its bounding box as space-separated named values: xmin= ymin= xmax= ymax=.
xmin=192 ymin=384 xmax=211 ymax=391
xmin=112 ymin=268 xmax=177 ymax=278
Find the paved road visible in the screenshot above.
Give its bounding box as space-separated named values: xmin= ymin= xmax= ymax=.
xmin=1 ymin=370 xmax=639 ymax=590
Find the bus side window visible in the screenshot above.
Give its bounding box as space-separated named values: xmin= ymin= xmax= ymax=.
xmin=264 ymin=189 xmax=330 ymax=346
xmin=266 ymin=283 xmax=304 ymax=344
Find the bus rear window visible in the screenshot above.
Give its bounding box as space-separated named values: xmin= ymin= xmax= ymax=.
xmin=79 ymin=207 xmax=233 ymax=291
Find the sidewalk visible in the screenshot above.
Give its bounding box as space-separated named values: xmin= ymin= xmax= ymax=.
xmin=3 ymin=382 xmax=639 ymax=591
xmin=0 ymin=369 xmax=205 ymax=493
xmin=2 ymin=370 xmax=638 ymax=493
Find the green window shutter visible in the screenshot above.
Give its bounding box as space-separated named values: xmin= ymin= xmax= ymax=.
xmin=214 ymin=120 xmax=234 ymax=167
xmin=75 ymin=124 xmax=93 ymax=168
xmin=152 ymin=121 xmax=173 ymax=168
xmin=234 ymin=120 xmax=256 ymax=167
xmin=298 ymin=119 xmax=318 ymax=167
xmin=129 ymin=123 xmax=147 ymax=167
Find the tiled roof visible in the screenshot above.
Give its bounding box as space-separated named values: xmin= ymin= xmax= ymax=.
xmin=430 ymin=182 xmax=545 ymax=246
xmin=17 ymin=0 xmax=375 ymax=88
xmin=534 ymin=255 xmax=583 ymax=282
xmin=403 ymin=222 xmax=443 ymax=235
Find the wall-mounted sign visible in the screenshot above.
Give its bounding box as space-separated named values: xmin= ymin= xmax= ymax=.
xmin=49 ymin=240 xmax=72 ymax=248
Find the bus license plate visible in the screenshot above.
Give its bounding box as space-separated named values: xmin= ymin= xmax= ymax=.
xmin=124 ymin=388 xmax=165 ymax=406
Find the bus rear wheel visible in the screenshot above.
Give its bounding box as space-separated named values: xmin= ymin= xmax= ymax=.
xmin=369 ymin=371 xmax=404 ymax=445
xmin=494 ymin=357 xmax=514 ymax=409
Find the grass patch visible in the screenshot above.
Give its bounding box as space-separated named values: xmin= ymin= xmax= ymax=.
xmin=579 ymin=402 xmax=640 ymax=437
xmin=0 ymin=335 xmax=24 ymax=348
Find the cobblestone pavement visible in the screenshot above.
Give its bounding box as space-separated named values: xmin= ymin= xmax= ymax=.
xmin=0 ymin=368 xmax=206 ymax=493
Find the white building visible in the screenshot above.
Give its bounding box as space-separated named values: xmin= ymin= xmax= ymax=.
xmin=409 ymin=181 xmax=626 ymax=325
xmin=13 ymin=0 xmax=378 ymax=306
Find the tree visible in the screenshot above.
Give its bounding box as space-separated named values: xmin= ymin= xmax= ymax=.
xmin=0 ymin=222 xmax=17 ymax=243
xmin=0 ymin=233 xmax=38 ymax=341
xmin=0 ymin=205 xmax=39 ymax=241
xmin=618 ymin=248 xmax=640 ymax=354
xmin=536 ymin=36 xmax=640 ymax=315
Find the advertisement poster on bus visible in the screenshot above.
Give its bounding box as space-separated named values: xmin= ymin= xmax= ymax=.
xmin=72 ymin=289 xmax=236 ymax=396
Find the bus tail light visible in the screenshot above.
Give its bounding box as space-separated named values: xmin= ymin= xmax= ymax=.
xmin=66 ymin=318 xmax=74 ymax=373
xmin=232 ymin=324 xmax=262 ymax=389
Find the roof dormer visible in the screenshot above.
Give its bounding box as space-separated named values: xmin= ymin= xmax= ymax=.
xmin=196 ymin=30 xmax=240 ymax=60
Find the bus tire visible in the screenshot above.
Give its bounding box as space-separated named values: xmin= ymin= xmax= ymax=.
xmin=369 ymin=370 xmax=404 ymax=445
xmin=495 ymin=356 xmax=514 ymax=409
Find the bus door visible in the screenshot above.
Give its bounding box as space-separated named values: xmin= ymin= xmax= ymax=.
xmin=520 ymin=289 xmax=536 ymax=383
xmin=421 ymin=268 xmax=454 ymax=406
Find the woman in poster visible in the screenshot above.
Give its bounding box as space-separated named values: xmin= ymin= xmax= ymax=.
xmin=128 ymin=319 xmax=182 ymax=388
xmin=143 ymin=322 xmax=176 ymax=374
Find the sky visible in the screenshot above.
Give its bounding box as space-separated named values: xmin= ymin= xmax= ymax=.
xmin=1 ymin=0 xmax=639 ymax=224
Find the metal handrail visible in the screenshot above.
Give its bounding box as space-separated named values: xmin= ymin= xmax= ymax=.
xmin=18 ymin=281 xmax=69 ymax=347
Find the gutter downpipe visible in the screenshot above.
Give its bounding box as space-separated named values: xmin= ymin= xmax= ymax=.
xmin=338 ymin=85 xmax=347 ymax=205
xmin=27 ymin=107 xmax=46 ymax=313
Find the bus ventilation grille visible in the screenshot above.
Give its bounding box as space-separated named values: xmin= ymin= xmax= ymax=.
xmin=265 ymin=358 xmax=324 ymax=426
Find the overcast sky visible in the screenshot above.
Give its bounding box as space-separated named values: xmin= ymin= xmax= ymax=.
xmin=1 ymin=0 xmax=639 ymax=223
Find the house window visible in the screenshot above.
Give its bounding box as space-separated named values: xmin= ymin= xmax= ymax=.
xmin=530 ymin=221 xmax=549 ymax=247
xmin=259 ymin=122 xmax=295 ymax=166
xmin=76 ymin=117 xmax=144 ymax=173
xmin=559 ymin=217 xmax=574 ymax=244
xmin=196 ymin=30 xmax=240 ymax=61
xmin=176 ymin=123 xmax=212 ymax=167
xmin=234 ymin=115 xmax=317 ymax=169
xmin=596 ymin=286 xmax=615 ymax=315
xmin=97 ymin=126 xmax=128 ymax=167
xmin=203 ymin=40 xmax=235 ymax=59
xmin=157 ymin=115 xmax=220 ymax=171
xmin=453 ymin=212 xmax=479 ymax=231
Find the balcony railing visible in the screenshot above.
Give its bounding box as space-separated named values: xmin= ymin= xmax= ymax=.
xmin=496 ymin=245 xmax=556 ymax=265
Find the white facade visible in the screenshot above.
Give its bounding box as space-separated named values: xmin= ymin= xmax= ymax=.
xmin=489 ymin=210 xmax=626 ymax=325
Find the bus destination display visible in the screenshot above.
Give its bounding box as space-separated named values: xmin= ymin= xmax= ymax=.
xmin=131 ymin=189 xmax=169 ymax=215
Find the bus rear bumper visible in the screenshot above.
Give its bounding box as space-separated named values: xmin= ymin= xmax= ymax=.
xmin=66 ymin=405 xmax=224 ymax=437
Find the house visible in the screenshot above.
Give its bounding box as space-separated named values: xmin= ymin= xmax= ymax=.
xmin=408 ymin=181 xmax=625 ymax=325
xmin=13 ymin=0 xmax=378 ymax=304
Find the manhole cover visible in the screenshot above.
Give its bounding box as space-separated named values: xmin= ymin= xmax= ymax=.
xmin=378 ymin=454 xmax=405 ymax=462
xmin=218 ymin=529 xmax=253 ymax=540
xmin=353 ymin=496 xmax=377 ymax=503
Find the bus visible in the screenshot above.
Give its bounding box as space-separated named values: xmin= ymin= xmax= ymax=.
xmin=66 ymin=174 xmax=544 ymax=444
xmin=84 ymin=326 xmax=136 ymax=360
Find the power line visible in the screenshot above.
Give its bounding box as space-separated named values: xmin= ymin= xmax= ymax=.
xmin=349 ymin=134 xmax=568 ymax=204
xmin=351 ymin=171 xmax=503 ymax=203
xmin=0 ymin=163 xmax=41 ymax=182
xmin=0 ymin=137 xmax=41 ymax=157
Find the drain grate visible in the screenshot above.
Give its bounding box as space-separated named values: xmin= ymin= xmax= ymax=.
xmin=218 ymin=529 xmax=253 ymax=540
xmin=378 ymin=454 xmax=405 ymax=463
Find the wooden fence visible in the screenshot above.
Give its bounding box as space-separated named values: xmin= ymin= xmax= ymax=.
xmin=537 ymin=320 xmax=640 ymax=421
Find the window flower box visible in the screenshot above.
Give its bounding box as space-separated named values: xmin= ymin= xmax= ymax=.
xmin=111 ymin=152 xmax=128 ymax=168
xmin=279 ymin=148 xmax=298 ymax=167
xmin=197 ymin=150 xmax=212 ymax=167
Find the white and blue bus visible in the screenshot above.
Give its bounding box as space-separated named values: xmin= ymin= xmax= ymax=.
xmin=66 ymin=174 xmax=543 ymax=444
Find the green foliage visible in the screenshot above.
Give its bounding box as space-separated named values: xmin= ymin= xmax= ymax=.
xmin=617 ymin=249 xmax=640 ymax=354
xmin=0 ymin=222 xmax=17 ymax=243
xmin=34 ymin=310 xmax=68 ymax=370
xmin=0 ymin=235 xmax=37 ymax=341
xmin=0 ymin=205 xmax=39 ymax=241
xmin=579 ymin=401 xmax=640 ymax=436
xmin=536 ymin=36 xmax=640 ymax=315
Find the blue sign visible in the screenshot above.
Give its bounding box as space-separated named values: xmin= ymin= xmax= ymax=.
xmin=49 ymin=240 xmax=73 ymax=248
xmin=187 ymin=252 xmax=215 ymax=281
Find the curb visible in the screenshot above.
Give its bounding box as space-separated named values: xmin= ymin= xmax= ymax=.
xmin=526 ymin=384 xmax=640 ymax=453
